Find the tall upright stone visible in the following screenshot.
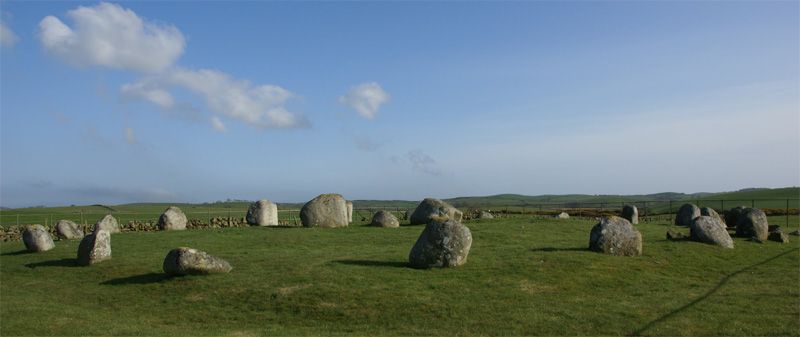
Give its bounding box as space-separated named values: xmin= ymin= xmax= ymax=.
xmin=675 ymin=204 xmax=700 ymax=227
xmin=346 ymin=201 xmax=354 ymax=224
xmin=300 ymin=194 xmax=348 ymax=228
xmin=93 ymin=214 xmax=120 ymax=233
xmin=735 ymin=208 xmax=769 ymax=242
xmin=410 ymin=198 xmax=463 ymax=225
xmin=589 ymin=216 xmax=642 ymax=256
xmin=23 ymin=225 xmax=55 ymax=252
xmin=246 ymin=199 xmax=279 ymax=226
xmin=77 ymin=230 xmax=111 ymax=266
xmin=621 ymin=205 xmax=639 ymax=224
xmin=409 ymin=217 xmax=472 ymax=268
xmin=158 ymin=206 xmax=187 ymax=231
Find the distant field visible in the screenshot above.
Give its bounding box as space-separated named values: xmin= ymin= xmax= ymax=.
xmin=1 ymin=216 xmax=797 ymax=336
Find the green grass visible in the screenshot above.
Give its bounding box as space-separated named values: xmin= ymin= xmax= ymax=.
xmin=1 ymin=216 xmax=798 ymax=336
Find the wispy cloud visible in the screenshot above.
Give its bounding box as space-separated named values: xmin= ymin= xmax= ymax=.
xmin=405 ymin=150 xmax=442 ymax=176
xmin=353 ymin=135 xmax=382 ymax=152
xmin=210 ymin=116 xmax=227 ymax=132
xmin=339 ymin=82 xmax=389 ymax=119
xmin=0 ymin=20 xmax=18 ymax=48
xmin=38 ymin=2 xmax=184 ymax=72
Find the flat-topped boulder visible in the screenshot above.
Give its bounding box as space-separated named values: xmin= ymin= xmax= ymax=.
xmin=300 ymin=194 xmax=348 ymax=228
xmin=409 ymin=217 xmax=472 ymax=268
xmin=735 ymin=208 xmax=769 ymax=242
xmin=690 ymin=216 xmax=734 ymax=248
xmin=93 ymin=214 xmax=120 ymax=233
xmin=158 ymin=206 xmax=187 ymax=231
xmin=621 ymin=205 xmax=638 ymax=224
xmin=163 ymin=247 xmax=232 ymax=276
xmin=410 ymin=198 xmax=463 ymax=225
xmin=589 ymin=216 xmax=642 ymax=256
xmin=371 ymin=211 xmax=399 ymax=228
xmin=77 ymin=230 xmax=111 ymax=266
xmin=246 ymin=199 xmax=279 ymax=226
xmin=23 ymin=225 xmax=55 ymax=252
xmin=55 ymin=220 xmax=84 ymax=240
xmin=675 ymin=204 xmax=700 ymax=227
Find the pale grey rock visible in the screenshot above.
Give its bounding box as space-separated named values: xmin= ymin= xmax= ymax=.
xmin=700 ymin=207 xmax=721 ymax=221
xmin=554 ymin=212 xmax=569 ymax=219
xmin=409 ymin=217 xmax=472 ymax=268
xmin=410 ymin=198 xmax=463 ymax=225
xmin=23 ymin=225 xmax=55 ymax=252
xmin=158 ymin=206 xmax=187 ymax=231
xmin=77 ymin=230 xmax=111 ymax=266
xmin=93 ymin=214 xmax=120 ymax=233
xmin=55 ymin=220 xmax=84 ymax=240
xmin=735 ymin=208 xmax=769 ymax=242
xmin=246 ymin=200 xmax=279 ymax=226
xmin=589 ymin=216 xmax=642 ymax=256
xmin=300 ymin=194 xmax=348 ymax=228
xmin=371 ymin=211 xmax=400 ymax=228
xmin=769 ymin=231 xmax=789 ymax=243
xmin=675 ymin=204 xmax=700 ymax=227
xmin=690 ymin=216 xmax=734 ymax=248
xmin=163 ymin=247 xmax=232 ymax=276
xmin=346 ymin=201 xmax=353 ymax=223
xmin=621 ymin=205 xmax=638 ymax=224
xmin=477 ymin=211 xmax=494 ymax=219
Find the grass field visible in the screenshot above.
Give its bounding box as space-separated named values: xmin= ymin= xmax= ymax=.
xmin=1 ymin=216 xmax=798 ymax=336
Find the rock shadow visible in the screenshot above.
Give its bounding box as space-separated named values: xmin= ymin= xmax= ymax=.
xmin=333 ymin=259 xmax=410 ymax=269
xmin=100 ymin=273 xmax=172 ymax=285
xmin=25 ymin=258 xmax=78 ymax=268
xmin=2 ymin=250 xmax=30 ymax=256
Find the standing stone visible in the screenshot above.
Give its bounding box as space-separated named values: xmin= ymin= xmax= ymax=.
xmin=371 ymin=211 xmax=400 ymax=228
xmin=55 ymin=220 xmax=84 ymax=240
xmin=675 ymin=204 xmax=701 ymax=227
xmin=346 ymin=201 xmax=354 ymax=223
xmin=23 ymin=225 xmax=55 ymax=252
xmin=246 ymin=199 xmax=279 ymax=226
xmin=621 ymin=205 xmax=639 ymax=224
xmin=735 ymin=208 xmax=769 ymax=242
xmin=700 ymin=207 xmax=722 ymax=221
xmin=724 ymin=206 xmax=747 ymax=228
xmin=410 ymin=198 xmax=463 ymax=225
xmin=409 ymin=217 xmax=472 ymax=268
xmin=554 ymin=212 xmax=570 ymax=219
xmin=690 ymin=216 xmax=734 ymax=248
xmin=163 ymin=247 xmax=232 ymax=276
xmin=93 ymin=214 xmax=120 ymax=233
xmin=589 ymin=216 xmax=642 ymax=256
xmin=77 ymin=230 xmax=111 ymax=266
xmin=158 ymin=206 xmax=188 ymax=231
xmin=300 ymin=194 xmax=348 ymax=228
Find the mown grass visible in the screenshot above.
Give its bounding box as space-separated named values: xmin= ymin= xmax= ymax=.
xmin=1 ymin=216 xmax=798 ymax=336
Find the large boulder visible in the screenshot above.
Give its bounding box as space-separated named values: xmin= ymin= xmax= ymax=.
xmin=158 ymin=206 xmax=187 ymax=231
xmin=246 ymin=199 xmax=279 ymax=226
xmin=409 ymin=217 xmax=472 ymax=268
xmin=735 ymin=208 xmax=769 ymax=242
xmin=589 ymin=216 xmax=642 ymax=256
xmin=410 ymin=198 xmax=463 ymax=225
xmin=621 ymin=205 xmax=639 ymax=224
xmin=300 ymin=194 xmax=348 ymax=228
xmin=700 ymin=207 xmax=721 ymax=221
xmin=22 ymin=225 xmax=55 ymax=252
xmin=163 ymin=247 xmax=232 ymax=276
xmin=346 ymin=201 xmax=354 ymax=223
xmin=724 ymin=206 xmax=747 ymax=228
xmin=769 ymin=231 xmax=789 ymax=243
xmin=77 ymin=230 xmax=111 ymax=266
xmin=371 ymin=211 xmax=399 ymax=228
xmin=690 ymin=216 xmax=734 ymax=248
xmin=93 ymin=214 xmax=120 ymax=233
xmin=675 ymin=204 xmax=700 ymax=227
xmin=55 ymin=220 xmax=84 ymax=240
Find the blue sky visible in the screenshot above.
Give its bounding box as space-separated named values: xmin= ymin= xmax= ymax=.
xmin=1 ymin=1 xmax=798 ymax=207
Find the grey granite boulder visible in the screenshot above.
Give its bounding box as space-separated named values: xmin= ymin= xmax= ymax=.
xmin=700 ymin=207 xmax=722 ymax=221
xmin=300 ymin=194 xmax=348 ymax=228
xmin=163 ymin=247 xmax=232 ymax=276
xmin=371 ymin=211 xmax=399 ymax=228
xmin=409 ymin=217 xmax=472 ymax=268
xmin=769 ymin=231 xmax=789 ymax=243
xmin=93 ymin=214 xmax=120 ymax=233
xmin=724 ymin=206 xmax=747 ymax=228
xmin=690 ymin=216 xmax=734 ymax=248
xmin=735 ymin=208 xmax=769 ymax=242
xmin=158 ymin=206 xmax=187 ymax=231
xmin=589 ymin=216 xmax=642 ymax=256
xmin=675 ymin=204 xmax=700 ymax=227
xmin=410 ymin=198 xmax=463 ymax=225
xmin=55 ymin=220 xmax=84 ymax=240
xmin=621 ymin=205 xmax=638 ymax=224
xmin=246 ymin=199 xmax=279 ymax=226
xmin=77 ymin=230 xmax=111 ymax=266
xmin=23 ymin=225 xmax=55 ymax=252
xmin=477 ymin=211 xmax=494 ymax=219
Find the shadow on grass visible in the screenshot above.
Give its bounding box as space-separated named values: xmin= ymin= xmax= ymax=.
xmin=630 ymin=247 xmax=800 ymax=336
xmin=530 ymin=247 xmax=587 ymax=252
xmin=100 ymin=273 xmax=172 ymax=285
xmin=25 ymin=258 xmax=77 ymax=268
xmin=2 ymin=250 xmax=30 ymax=256
xmin=333 ymin=259 xmax=410 ymax=268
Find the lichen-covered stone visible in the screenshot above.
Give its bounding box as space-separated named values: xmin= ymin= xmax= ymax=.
xmin=410 ymin=198 xmax=463 ymax=225
xmin=300 ymin=194 xmax=348 ymax=228
xmin=589 ymin=216 xmax=642 ymax=256
xmin=163 ymin=247 xmax=232 ymax=276
xmin=621 ymin=205 xmax=638 ymax=224
xmin=158 ymin=206 xmax=187 ymax=231
xmin=700 ymin=207 xmax=721 ymax=221
xmin=735 ymin=208 xmax=769 ymax=242
xmin=371 ymin=211 xmax=399 ymax=228
xmin=246 ymin=199 xmax=279 ymax=226
xmin=409 ymin=218 xmax=472 ymax=268
xmin=77 ymin=230 xmax=111 ymax=266
xmin=55 ymin=220 xmax=84 ymax=240
xmin=675 ymin=204 xmax=700 ymax=227
xmin=690 ymin=216 xmax=734 ymax=248
xmin=23 ymin=225 xmax=55 ymax=252
xmin=93 ymin=214 xmax=120 ymax=233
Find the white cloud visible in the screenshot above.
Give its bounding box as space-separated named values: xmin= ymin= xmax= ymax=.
xmin=210 ymin=116 xmax=227 ymax=132
xmin=406 ymin=150 xmax=442 ymax=176
xmin=122 ymin=68 xmax=308 ymax=129
xmin=339 ymin=82 xmax=389 ymax=119
xmin=0 ymin=21 xmax=19 ymax=47
xmin=124 ymin=127 xmax=137 ymax=144
xmin=38 ymin=2 xmax=184 ymax=72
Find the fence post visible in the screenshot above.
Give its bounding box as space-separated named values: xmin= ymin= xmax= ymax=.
xmin=16 ymin=214 xmax=19 ymax=226
xmin=751 ymin=199 xmax=755 ymax=208
xmin=643 ymin=201 xmax=647 ymax=218
xmin=721 ymin=200 xmax=724 ymax=213
xmin=787 ymin=199 xmax=790 ymax=228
